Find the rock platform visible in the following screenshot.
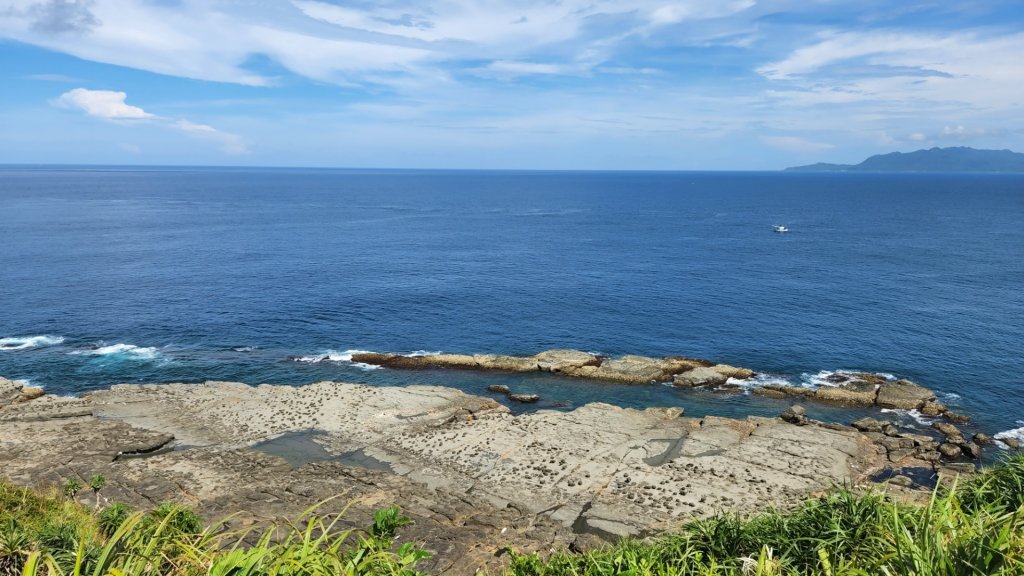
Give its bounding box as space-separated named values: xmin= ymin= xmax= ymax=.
xmin=0 ymin=375 xmax=901 ymax=574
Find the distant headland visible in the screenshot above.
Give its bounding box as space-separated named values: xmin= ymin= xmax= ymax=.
xmin=785 ymin=146 xmax=1024 ymax=173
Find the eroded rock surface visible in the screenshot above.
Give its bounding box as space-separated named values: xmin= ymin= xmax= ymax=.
xmin=0 ymin=379 xmax=895 ymax=574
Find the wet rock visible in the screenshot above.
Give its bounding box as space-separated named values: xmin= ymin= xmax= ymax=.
xmin=852 ymin=417 xmax=886 ymax=433
xmin=508 ymin=394 xmax=540 ymax=404
xmin=960 ymin=442 xmax=982 ymax=459
xmin=938 ymin=443 xmax=962 ymax=458
xmin=881 ymin=423 xmax=901 ymax=437
xmin=753 ymin=385 xmax=813 ymax=400
xmin=710 ymin=364 xmax=755 ymax=380
xmin=888 ymin=475 xmax=913 ymax=487
xmin=944 ymin=410 xmax=970 ymax=424
xmin=973 ymin=433 xmax=992 ymax=445
xmin=814 ymin=381 xmax=877 ymax=407
xmin=920 ymin=401 xmax=947 ymax=417
xmin=534 ymin=350 xmax=600 ymax=373
xmin=932 ymin=422 xmax=963 ymax=442
xmin=999 ymin=437 xmax=1020 ymax=450
xmin=781 ymin=405 xmax=808 ymax=426
xmin=672 ymin=367 xmax=728 ymax=388
xmin=487 ymin=385 xmax=511 ymax=395
xmin=875 ymin=379 xmax=935 ymax=410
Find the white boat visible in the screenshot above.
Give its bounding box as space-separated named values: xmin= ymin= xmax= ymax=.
xmin=773 ymin=225 xmax=789 ymax=233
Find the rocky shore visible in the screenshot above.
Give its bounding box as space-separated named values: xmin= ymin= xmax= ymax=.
xmin=0 ymin=370 xmax=1008 ymax=575
xmin=349 ymin=349 xmax=972 ymax=419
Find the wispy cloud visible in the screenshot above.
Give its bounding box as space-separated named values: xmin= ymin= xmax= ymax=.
xmin=54 ymin=88 xmax=247 ymax=154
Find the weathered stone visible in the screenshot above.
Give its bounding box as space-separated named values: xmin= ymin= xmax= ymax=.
xmin=920 ymin=401 xmax=947 ymax=417
xmin=533 ymin=350 xmax=600 ymax=372
xmin=781 ymin=405 xmax=808 ymax=426
xmin=932 ymin=422 xmax=963 ymax=441
xmin=753 ymin=385 xmax=813 ymax=399
xmin=875 ymin=379 xmax=935 ymax=410
xmin=960 ymin=442 xmax=982 ymax=459
xmin=486 ymin=384 xmax=510 ymax=394
xmin=473 ymin=354 xmax=539 ymax=372
xmin=938 ymin=443 xmax=962 ymax=458
xmin=877 ymin=436 xmax=915 ymax=451
xmin=508 ymin=393 xmax=540 ymax=404
xmin=1 ymin=376 xmax=24 ymax=405
xmin=887 ymin=449 xmax=916 ymax=463
xmin=888 ymin=475 xmax=913 ymax=487
xmin=881 ymin=423 xmax=901 ymax=437
xmin=999 ymin=437 xmax=1020 ymax=450
xmin=852 ymin=417 xmax=886 ymax=432
xmin=973 ymin=433 xmax=992 ymax=445
xmin=944 ymin=411 xmax=970 ymax=424
xmin=672 ymin=367 xmax=728 ymax=388
xmin=0 ymin=377 xmax=882 ymax=570
xmin=710 ymin=364 xmax=755 ymax=380
xmin=815 ymin=381 xmax=877 ymax=407
xmin=17 ymin=387 xmax=46 ymax=402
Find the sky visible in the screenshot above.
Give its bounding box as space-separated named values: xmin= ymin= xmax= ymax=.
xmin=1 ymin=0 xmax=1023 ymax=170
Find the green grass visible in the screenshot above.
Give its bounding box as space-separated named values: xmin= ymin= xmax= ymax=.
xmin=2 ymin=454 xmax=1023 ymax=575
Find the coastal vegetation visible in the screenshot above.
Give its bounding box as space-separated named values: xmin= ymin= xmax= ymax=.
xmin=1 ymin=455 xmax=1022 ymax=575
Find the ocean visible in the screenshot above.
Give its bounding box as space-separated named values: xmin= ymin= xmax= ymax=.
xmin=1 ymin=167 xmax=1022 ymax=442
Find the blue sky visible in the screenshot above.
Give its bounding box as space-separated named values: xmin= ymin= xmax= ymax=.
xmin=1 ymin=0 xmax=1023 ymax=169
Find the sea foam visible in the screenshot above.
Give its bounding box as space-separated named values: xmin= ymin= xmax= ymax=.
xmin=0 ymin=335 xmax=65 ymax=351
xmin=71 ymin=343 xmax=163 ymax=361
xmin=293 ymin=349 xmax=380 ymax=370
xmin=994 ymin=421 xmax=1024 ymax=450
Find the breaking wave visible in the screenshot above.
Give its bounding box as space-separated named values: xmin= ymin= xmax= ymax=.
xmin=70 ymin=343 xmax=164 ymax=361
xmin=994 ymin=421 xmax=1024 ymax=450
xmin=0 ymin=335 xmax=65 ymax=351
xmin=292 ymin=349 xmax=380 ymax=370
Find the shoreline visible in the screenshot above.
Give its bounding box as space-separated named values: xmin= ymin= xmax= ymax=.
xmin=1 ymin=372 xmax=1010 ymax=573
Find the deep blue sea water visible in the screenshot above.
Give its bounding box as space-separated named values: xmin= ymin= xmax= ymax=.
xmin=1 ymin=167 xmax=1022 ymax=441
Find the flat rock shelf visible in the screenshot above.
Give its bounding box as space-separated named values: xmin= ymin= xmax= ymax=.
xmin=0 ymin=375 xmax=995 ymax=575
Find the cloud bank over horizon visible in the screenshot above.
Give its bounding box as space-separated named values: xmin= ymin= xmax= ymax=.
xmin=1 ymin=0 xmax=1022 ymax=168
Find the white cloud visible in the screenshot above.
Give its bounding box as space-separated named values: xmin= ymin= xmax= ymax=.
xmin=54 ymin=88 xmax=246 ymax=155
xmin=173 ymin=120 xmax=247 ymax=155
xmin=55 ymin=88 xmax=153 ymax=120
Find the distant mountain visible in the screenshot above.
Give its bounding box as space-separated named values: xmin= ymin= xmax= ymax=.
xmin=785 ymin=146 xmax=1024 ymax=173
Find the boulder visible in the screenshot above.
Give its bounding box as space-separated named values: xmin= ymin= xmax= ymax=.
xmin=508 ymin=394 xmax=540 ymax=404
xmin=814 ymin=381 xmax=877 ymax=407
xmin=999 ymin=437 xmax=1020 ymax=450
xmin=973 ymin=433 xmax=992 ymax=445
xmin=781 ymin=405 xmax=808 ymax=426
xmin=672 ymin=367 xmax=728 ymax=388
xmin=960 ymin=441 xmax=982 ymax=459
xmin=486 ymin=385 xmax=510 ymax=395
xmin=932 ymin=422 xmax=963 ymax=442
xmin=920 ymin=401 xmax=947 ymax=417
xmin=532 ymin=350 xmax=600 ymax=372
xmin=944 ymin=410 xmax=970 ymax=424
xmin=576 ymin=357 xmax=666 ymax=384
xmin=852 ymin=417 xmax=886 ymax=433
xmin=710 ymin=364 xmax=755 ymax=380
xmin=17 ymin=387 xmax=45 ymax=402
xmin=888 ymin=475 xmax=914 ymax=487
xmin=938 ymin=443 xmax=962 ymax=458
xmin=875 ymin=379 xmax=935 ymax=410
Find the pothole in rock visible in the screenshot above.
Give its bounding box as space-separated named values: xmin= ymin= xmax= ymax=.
xmin=252 ymin=430 xmax=395 ymax=472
